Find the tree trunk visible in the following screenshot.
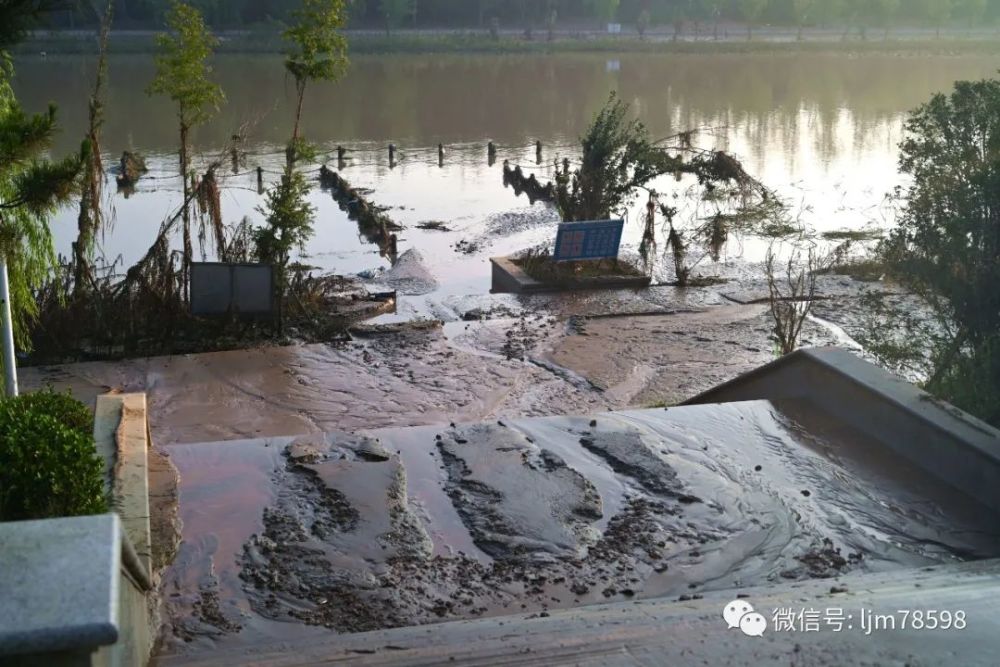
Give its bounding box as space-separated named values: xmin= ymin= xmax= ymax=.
xmin=288 ymin=79 xmax=306 ymax=167
xmin=180 ymin=122 xmax=191 ymax=303
xmin=74 ymin=1 xmax=113 ymax=299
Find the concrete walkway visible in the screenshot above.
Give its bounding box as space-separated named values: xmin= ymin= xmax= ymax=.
xmin=157 ymin=558 xmax=1000 ymax=666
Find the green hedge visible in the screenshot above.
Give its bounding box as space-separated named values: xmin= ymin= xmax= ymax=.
xmin=0 ymin=389 xmax=108 ymax=522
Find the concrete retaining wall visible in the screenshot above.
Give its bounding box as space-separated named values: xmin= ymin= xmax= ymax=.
xmin=0 ymin=393 xmax=158 ymax=667
xmin=684 ymin=347 xmax=1000 ymax=510
xmin=490 ymin=256 xmax=652 ymax=294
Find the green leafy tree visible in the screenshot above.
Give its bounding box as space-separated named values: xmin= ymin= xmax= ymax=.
xmin=871 ymin=0 xmax=901 ymax=39
xmin=585 ymin=0 xmax=620 ymax=24
xmin=699 ymin=0 xmax=723 ymax=39
xmin=919 ymin=0 xmax=953 ymax=37
xmin=147 ymin=0 xmax=225 ymax=301
xmin=957 ymin=0 xmax=987 ymax=30
xmin=284 ymin=0 xmax=349 ymax=157
xmin=636 ymin=7 xmax=651 ymax=38
xmin=554 ymin=93 xmax=678 ymax=222
xmin=381 ymin=0 xmax=414 ymax=35
xmin=738 ymin=0 xmax=768 ymax=40
xmin=790 ymin=0 xmax=818 ymax=40
xmin=879 ymin=78 xmax=1000 ymax=426
xmin=0 ymin=58 xmax=85 ymax=394
xmin=0 ymin=0 xmax=62 ymax=43
xmin=813 ymin=0 xmax=845 ymax=29
xmin=254 ymin=169 xmax=315 ymax=332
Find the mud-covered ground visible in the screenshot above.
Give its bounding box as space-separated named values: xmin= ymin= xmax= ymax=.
xmin=20 ymin=233 xmax=982 ymax=657
xmin=165 ymin=405 xmax=1000 ymax=653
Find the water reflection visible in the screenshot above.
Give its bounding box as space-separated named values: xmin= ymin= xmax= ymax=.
xmin=10 ymin=52 xmax=999 ymax=293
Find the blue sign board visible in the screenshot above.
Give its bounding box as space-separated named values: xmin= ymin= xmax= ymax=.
xmin=552 ymin=219 xmax=625 ymax=262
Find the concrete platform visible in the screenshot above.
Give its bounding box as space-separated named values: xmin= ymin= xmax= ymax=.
xmin=491 ymin=256 xmax=652 ymax=294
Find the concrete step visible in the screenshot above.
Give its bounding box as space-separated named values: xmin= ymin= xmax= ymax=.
xmin=156 ymin=558 xmax=1000 ymax=666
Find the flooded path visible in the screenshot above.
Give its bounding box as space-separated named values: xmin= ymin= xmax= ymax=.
xmin=153 ymin=402 xmax=1000 ymax=655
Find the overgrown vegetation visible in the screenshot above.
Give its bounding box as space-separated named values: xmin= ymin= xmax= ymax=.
xmin=765 ymin=245 xmax=818 ymax=355
xmin=547 ymin=93 xmax=782 ymax=286
xmin=0 ymin=388 xmax=107 ymax=521
xmin=866 ymin=77 xmax=1000 ymax=427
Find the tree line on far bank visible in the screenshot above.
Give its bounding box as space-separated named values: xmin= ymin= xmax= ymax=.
xmin=40 ymin=0 xmax=1000 ymax=37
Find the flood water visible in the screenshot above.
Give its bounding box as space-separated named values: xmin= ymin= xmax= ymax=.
xmin=11 ymin=52 xmax=1000 ymax=316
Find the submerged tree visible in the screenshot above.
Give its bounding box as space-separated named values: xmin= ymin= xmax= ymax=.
xmin=73 ymin=0 xmax=114 ymax=298
xmin=284 ymin=0 xmax=349 ymax=159
xmin=147 ymin=0 xmax=225 ymax=301
xmin=550 ymin=93 xmax=780 ymax=286
xmin=554 ymin=93 xmax=677 ymax=222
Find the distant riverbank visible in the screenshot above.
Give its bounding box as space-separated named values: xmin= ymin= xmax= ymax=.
xmin=15 ymin=28 xmax=1000 ymax=56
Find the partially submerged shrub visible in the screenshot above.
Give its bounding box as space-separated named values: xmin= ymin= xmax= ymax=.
xmin=0 ymin=390 xmax=107 ymax=522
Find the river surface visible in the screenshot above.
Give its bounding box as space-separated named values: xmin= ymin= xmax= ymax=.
xmin=11 ymin=52 xmax=1000 ymax=317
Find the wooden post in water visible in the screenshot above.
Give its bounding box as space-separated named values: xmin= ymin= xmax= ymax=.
xmin=256 ymin=166 xmax=264 ymax=194
xmin=389 ymin=143 xmax=396 ymax=169
xmin=536 ymin=140 xmax=543 ymax=165
xmin=438 ymin=143 xmax=445 ymax=168
xmin=488 ymin=141 xmax=497 ymax=166
xmin=337 ymin=145 xmax=347 ymax=170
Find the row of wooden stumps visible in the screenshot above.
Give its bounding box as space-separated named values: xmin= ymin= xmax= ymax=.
xmin=318 ymin=164 xmax=401 ymax=261
xmin=315 ymin=141 xmax=549 ymax=170
xmin=502 ymin=160 xmax=556 ymax=204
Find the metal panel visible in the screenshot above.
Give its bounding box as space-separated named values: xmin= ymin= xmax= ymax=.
xmin=190 ymin=262 xmax=274 ymax=317
xmin=552 ymin=219 xmax=624 ymax=262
